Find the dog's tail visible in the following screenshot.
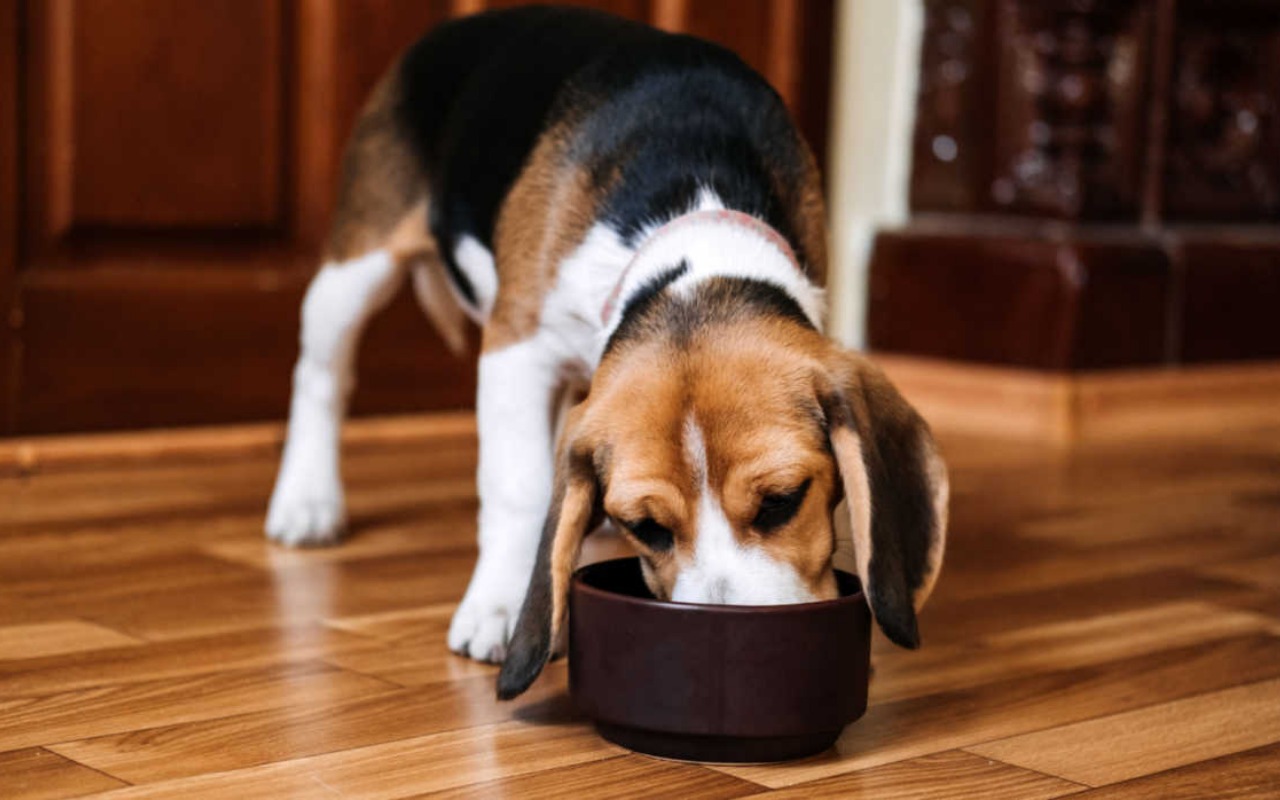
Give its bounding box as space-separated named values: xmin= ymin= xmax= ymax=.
xmin=407 ymin=249 xmax=470 ymax=356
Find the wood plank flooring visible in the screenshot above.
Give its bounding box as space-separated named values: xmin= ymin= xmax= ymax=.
xmin=1 ymin=414 xmax=1279 ymax=797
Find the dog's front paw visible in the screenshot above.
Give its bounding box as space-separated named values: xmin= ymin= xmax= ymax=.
xmin=448 ymin=602 xmax=514 ymax=663
xmin=448 ymin=566 xmax=529 ymax=663
xmin=265 ymin=465 xmax=346 ymax=547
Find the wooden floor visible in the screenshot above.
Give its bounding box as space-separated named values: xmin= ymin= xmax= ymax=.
xmin=2 ymin=412 xmax=1280 ymax=798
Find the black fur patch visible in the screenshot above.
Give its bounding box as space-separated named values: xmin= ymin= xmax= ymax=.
xmin=604 ymin=276 xmax=814 ymax=357
xmin=622 ymin=260 xmax=690 ymax=319
xmin=601 ymin=260 xmax=687 ymax=353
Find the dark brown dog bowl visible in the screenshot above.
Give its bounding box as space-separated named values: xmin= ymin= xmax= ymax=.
xmin=569 ymin=557 xmax=870 ymax=763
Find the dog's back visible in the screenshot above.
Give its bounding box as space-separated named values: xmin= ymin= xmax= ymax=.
xmin=390 ymin=7 xmax=822 ymax=311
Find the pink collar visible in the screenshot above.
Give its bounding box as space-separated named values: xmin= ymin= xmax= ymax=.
xmin=600 ymin=208 xmax=802 ymax=326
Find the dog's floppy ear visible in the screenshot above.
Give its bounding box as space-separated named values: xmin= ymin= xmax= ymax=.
xmin=818 ymin=350 xmax=948 ymax=649
xmin=497 ymin=409 xmax=601 ymax=700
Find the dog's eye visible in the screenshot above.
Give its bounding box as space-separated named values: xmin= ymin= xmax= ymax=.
xmin=753 ymin=479 xmax=811 ymax=532
xmin=623 ymin=518 xmax=674 ymax=553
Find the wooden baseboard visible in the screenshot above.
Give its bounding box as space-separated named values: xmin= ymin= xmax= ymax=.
xmin=3 ymin=358 xmax=1276 ymax=472
xmin=0 ymin=411 xmax=476 ymax=476
xmin=875 ymin=355 xmax=1280 ymax=445
xmin=867 ymin=224 xmax=1280 ymax=371
xmin=867 ymin=226 xmax=1173 ymax=370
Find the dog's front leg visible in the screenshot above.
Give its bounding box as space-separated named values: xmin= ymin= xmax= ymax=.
xmin=449 ymin=335 xmax=560 ymax=663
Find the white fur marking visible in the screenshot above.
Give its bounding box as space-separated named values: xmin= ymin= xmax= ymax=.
xmin=542 ymin=223 xmax=636 ymax=370
xmin=453 ymin=234 xmax=498 ymax=321
xmin=267 ymin=250 xmax=404 ymax=546
xmin=601 ymin=194 xmax=827 ymax=343
xmin=670 ymin=418 xmax=816 ymax=605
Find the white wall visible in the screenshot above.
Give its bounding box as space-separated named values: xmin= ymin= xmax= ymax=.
xmin=825 ymin=0 xmax=923 ymax=348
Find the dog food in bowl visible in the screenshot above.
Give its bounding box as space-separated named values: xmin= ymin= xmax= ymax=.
xmin=569 ymin=557 xmax=871 ymax=763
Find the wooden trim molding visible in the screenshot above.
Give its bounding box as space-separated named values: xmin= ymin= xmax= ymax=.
xmin=868 ymin=222 xmax=1280 ymax=370
xmin=877 ymin=355 xmax=1280 ymax=446
xmin=4 ymin=356 xmax=1277 ymax=475
xmin=0 ymin=411 xmax=476 ymax=477
xmin=0 ymin=0 xmax=17 ymax=434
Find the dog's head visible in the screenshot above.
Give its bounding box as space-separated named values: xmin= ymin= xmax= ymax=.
xmin=496 ymin=283 xmax=948 ymax=699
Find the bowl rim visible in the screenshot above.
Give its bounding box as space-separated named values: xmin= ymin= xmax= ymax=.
xmin=571 ymin=557 xmax=866 ymax=615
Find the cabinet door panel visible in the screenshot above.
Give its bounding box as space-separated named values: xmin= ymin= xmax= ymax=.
xmin=14 ymin=0 xmax=472 ymax=435
xmin=19 ymin=276 xmax=474 ymax=433
xmin=31 ymin=0 xmax=286 ymax=241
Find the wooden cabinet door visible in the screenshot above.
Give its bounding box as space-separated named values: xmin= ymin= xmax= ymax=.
xmin=10 ymin=0 xmax=472 ymax=435
xmin=1 ymin=0 xmax=832 ymax=435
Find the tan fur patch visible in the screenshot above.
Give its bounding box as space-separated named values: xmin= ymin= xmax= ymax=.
xmin=485 ymin=123 xmax=602 ymax=352
xmin=548 ymin=477 xmax=597 ymax=641
xmin=915 ymin=432 xmax=949 ymax=608
xmin=829 ymin=425 xmax=873 ymax=600
xmin=589 ymin=352 xmax=698 ymax=595
xmin=326 ymin=70 xmax=427 ymax=263
xmin=775 ymin=138 xmax=829 ymax=288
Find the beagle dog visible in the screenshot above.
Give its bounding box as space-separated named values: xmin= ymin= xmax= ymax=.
xmin=265 ymin=6 xmax=948 ymax=699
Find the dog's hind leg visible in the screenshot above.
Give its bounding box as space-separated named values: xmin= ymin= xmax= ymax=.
xmin=266 ymin=74 xmax=431 ymax=546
